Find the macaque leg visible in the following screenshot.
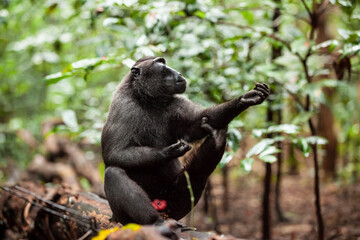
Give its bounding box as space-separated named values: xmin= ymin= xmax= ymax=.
xmin=104 ymin=167 xmax=164 ymax=225
xmin=165 ymin=119 xmax=227 ymax=220
xmin=186 ymin=118 xmax=227 ymax=178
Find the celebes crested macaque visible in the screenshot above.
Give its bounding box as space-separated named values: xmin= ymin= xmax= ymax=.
xmin=101 ymin=56 xmax=269 ymax=225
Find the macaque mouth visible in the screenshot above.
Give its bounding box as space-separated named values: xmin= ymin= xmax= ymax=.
xmin=176 ymin=77 xmax=186 ymax=85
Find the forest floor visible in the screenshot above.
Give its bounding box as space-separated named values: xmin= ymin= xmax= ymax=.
xmin=3 ymin=128 xmax=359 ymax=240
xmin=185 ymin=160 xmax=360 ymax=240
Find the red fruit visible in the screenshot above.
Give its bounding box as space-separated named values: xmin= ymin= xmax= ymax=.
xmin=151 ymin=199 xmax=167 ymax=211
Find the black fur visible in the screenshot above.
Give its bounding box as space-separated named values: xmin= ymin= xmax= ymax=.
xmin=101 ymin=56 xmax=269 ymax=224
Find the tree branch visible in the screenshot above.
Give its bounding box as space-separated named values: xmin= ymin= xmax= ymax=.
xmin=300 ymin=0 xmax=313 ymax=18
xmin=216 ymin=20 xmax=293 ymax=52
xmin=272 ymin=78 xmax=306 ymax=110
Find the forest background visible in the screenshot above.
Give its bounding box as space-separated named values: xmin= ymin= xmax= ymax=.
xmin=0 ymin=0 xmax=359 ymax=239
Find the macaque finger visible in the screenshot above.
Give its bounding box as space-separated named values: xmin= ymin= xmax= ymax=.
xmin=255 ymin=89 xmax=265 ymax=98
xmin=255 ymin=83 xmax=269 ymax=93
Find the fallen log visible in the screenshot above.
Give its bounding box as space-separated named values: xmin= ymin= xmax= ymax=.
xmin=0 ymin=182 xmax=244 ymax=240
xmin=17 ymin=118 xmax=105 ymax=197
xmin=28 ymin=154 xmax=81 ymax=191
xmin=0 ymin=182 xmax=115 ymax=240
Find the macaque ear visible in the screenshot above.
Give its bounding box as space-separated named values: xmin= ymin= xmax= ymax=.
xmin=131 ymin=66 xmax=141 ymax=78
xmin=153 ymin=57 xmax=166 ymax=65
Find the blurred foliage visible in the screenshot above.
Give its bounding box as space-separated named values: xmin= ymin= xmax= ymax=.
xmin=0 ymin=0 xmax=359 ymax=181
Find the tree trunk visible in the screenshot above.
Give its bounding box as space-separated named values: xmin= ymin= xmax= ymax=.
xmin=318 ymin=99 xmax=337 ymax=178
xmin=262 ymin=99 xmax=273 ymax=240
xmin=315 ymin=2 xmax=338 ymax=179
xmin=271 ymin=2 xmax=287 ymax=223
xmin=222 ymin=165 xmax=229 ymax=213
xmin=262 ymin=162 xmax=272 ymax=240
xmin=274 ymin=110 xmax=287 ymax=222
xmin=202 ymin=179 xmax=220 ymax=233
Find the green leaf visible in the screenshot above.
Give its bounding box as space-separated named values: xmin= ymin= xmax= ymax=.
xmin=241 ymin=158 xmax=254 ymax=172
xmin=349 ymin=124 xmax=360 ymax=137
xmin=79 ymin=129 xmax=101 ymax=145
xmin=306 ymin=136 xmax=328 ymax=145
xmin=206 ymin=8 xmax=226 ymax=22
xmin=194 ymin=10 xmax=206 ymax=19
xmin=220 ymin=151 xmax=234 ymax=167
xmin=253 ymin=128 xmax=265 ymax=138
xmin=246 ymin=139 xmax=274 ymax=158
xmin=329 ymin=42 xmax=338 ymax=52
xmin=252 ymin=124 xmax=299 ymax=138
xmin=338 ymin=0 xmax=352 ymax=7
xmin=297 ymin=138 xmax=310 ymax=157
xmin=79 ymin=177 xmax=91 ymax=191
xmin=267 ymin=124 xmax=299 ymax=134
xmin=292 ymin=112 xmax=314 ymax=125
xmin=98 ymin=162 xmax=105 ymax=182
xmin=103 ymin=17 xmax=120 ymax=27
xmin=228 ymin=119 xmax=244 ymax=128
xmin=177 ymin=10 xmax=186 ymax=17
xmin=44 ymin=72 xmax=73 ymax=86
xmin=312 ymin=40 xmax=339 ymax=52
xmin=341 ymin=43 xmax=360 ymax=57
xmin=259 ymin=154 xmax=277 ymax=163
xmin=71 ymin=58 xmax=102 ymax=69
xmin=290 ymin=39 xmax=311 ymax=58
xmin=122 ymin=0 xmax=137 ymax=7
xmin=338 ymin=29 xmax=350 ymax=39
xmin=227 ymin=128 xmax=242 ymax=152
xmin=61 ymin=109 xmax=79 ymax=132
xmin=259 ymin=146 xmax=280 ymax=157
xmin=320 ymin=79 xmax=339 ymax=88
xmin=122 ymin=58 xmax=136 ymax=68
xmin=351 ymin=14 xmax=360 ymax=21
xmin=241 ymin=11 xmax=254 ymax=24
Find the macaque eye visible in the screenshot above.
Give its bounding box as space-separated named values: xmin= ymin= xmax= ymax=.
xmin=161 ymin=66 xmax=173 ymax=78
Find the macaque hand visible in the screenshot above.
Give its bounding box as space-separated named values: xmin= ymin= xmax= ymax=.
xmin=240 ymin=83 xmax=270 ymax=106
xmin=163 ymin=140 xmax=191 ymax=159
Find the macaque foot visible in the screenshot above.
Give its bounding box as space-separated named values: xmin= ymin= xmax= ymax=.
xmin=174 ymin=221 xmax=196 ymax=232
xmin=201 ymin=117 xmax=216 ymax=137
xmin=154 ymin=219 xmax=180 ymax=240
xmin=201 ymin=117 xmax=227 ymax=149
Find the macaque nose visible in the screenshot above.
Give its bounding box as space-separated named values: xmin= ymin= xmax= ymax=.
xmin=177 ymin=74 xmax=186 ymax=83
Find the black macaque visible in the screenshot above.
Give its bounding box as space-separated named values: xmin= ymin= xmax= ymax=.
xmin=101 ymin=56 xmax=269 ymax=226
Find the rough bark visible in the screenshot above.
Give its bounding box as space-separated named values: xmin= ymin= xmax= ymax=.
xmin=0 ymin=182 xmax=116 ymax=240
xmin=315 ymin=2 xmax=338 ymax=179
xmin=262 ymin=99 xmax=273 ymax=240
xmin=0 ymin=182 xmax=243 ymax=240
xmin=271 ymin=2 xmax=287 ymax=223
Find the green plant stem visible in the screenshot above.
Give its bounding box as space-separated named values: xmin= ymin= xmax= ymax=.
xmin=184 ymin=171 xmax=195 ymax=228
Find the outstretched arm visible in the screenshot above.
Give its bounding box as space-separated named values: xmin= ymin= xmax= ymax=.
xmin=203 ymin=83 xmax=269 ymax=128
xmin=103 ymin=140 xmax=191 ymax=168
xmin=184 ymin=83 xmax=269 ymax=140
